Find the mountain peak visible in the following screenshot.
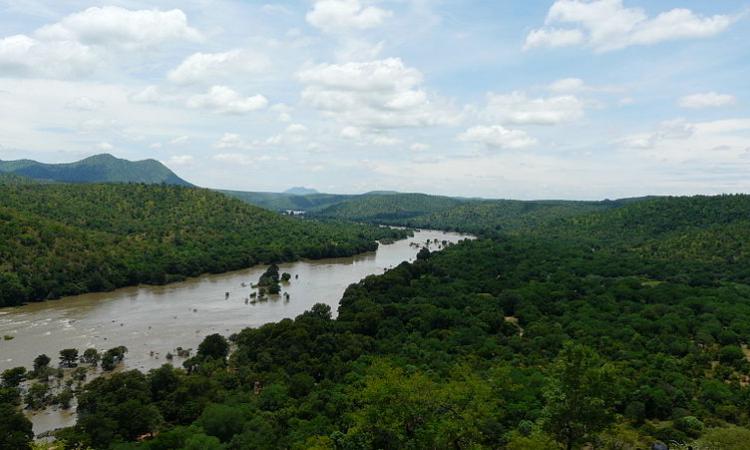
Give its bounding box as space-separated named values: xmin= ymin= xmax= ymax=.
xmin=284 ymin=186 xmax=319 ymax=195
xmin=0 ymin=154 xmax=193 ymax=186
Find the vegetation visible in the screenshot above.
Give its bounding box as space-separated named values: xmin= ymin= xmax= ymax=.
xmin=0 ymin=153 xmax=192 ymax=186
xmin=310 ymin=192 xmax=642 ymax=236
xmin=221 ymin=189 xmax=353 ymax=212
xmin=4 ymin=194 xmax=742 ymax=449
xmin=0 ymin=182 xmax=408 ymax=306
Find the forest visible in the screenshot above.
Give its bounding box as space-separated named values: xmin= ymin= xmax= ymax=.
xmin=3 ymin=194 xmax=750 ymax=449
xmin=0 ymin=182 xmax=408 ymax=307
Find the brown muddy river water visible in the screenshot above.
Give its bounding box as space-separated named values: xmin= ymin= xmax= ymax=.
xmin=0 ymin=230 xmax=469 ymax=434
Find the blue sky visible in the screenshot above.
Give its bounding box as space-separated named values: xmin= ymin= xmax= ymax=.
xmin=1 ymin=0 xmax=748 ymax=199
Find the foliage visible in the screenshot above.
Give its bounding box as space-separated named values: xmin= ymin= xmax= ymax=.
xmin=0 ymin=401 xmax=33 ymax=449
xmin=0 ymin=183 xmax=408 ymax=306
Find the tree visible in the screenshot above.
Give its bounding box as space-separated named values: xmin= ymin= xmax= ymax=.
xmin=0 ymin=402 xmax=33 ymax=450
xmin=33 ymin=354 xmax=51 ymax=374
xmin=59 ymin=348 xmax=79 ymax=368
xmin=81 ymin=348 xmax=100 ymax=366
xmin=416 ymin=247 xmax=431 ymax=260
xmin=25 ymin=382 xmax=50 ymax=410
xmin=76 ymin=370 xmax=162 ymax=448
xmin=197 ymin=334 xmax=229 ymax=361
xmin=281 ymin=272 xmax=292 ymax=282
xmin=196 ymin=403 xmax=249 ymax=443
xmin=542 ymin=343 xmax=618 ymax=450
xmin=1 ymin=367 xmax=27 ymax=387
xmin=101 ymin=346 xmax=128 ymax=371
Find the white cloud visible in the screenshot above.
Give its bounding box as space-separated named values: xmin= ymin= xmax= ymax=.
xmin=620 ymin=117 xmax=750 ymax=168
xmin=526 ymin=0 xmax=736 ymax=52
xmin=130 ymin=85 xmax=163 ymax=103
xmin=187 ymin=86 xmax=268 ymax=114
xmin=306 ymin=0 xmax=392 ymax=33
xmin=548 ymin=77 xmax=585 ymax=93
xmin=214 ymin=152 xmax=287 ymax=166
xmin=679 ymin=92 xmax=737 ymax=109
xmin=35 ymin=6 xmax=202 ymax=51
xmin=0 ymin=34 xmax=97 ymax=78
xmin=334 ymin=39 xmax=384 ymax=62
xmin=167 ymin=155 xmax=194 ymax=166
xmin=524 ymin=28 xmax=584 ymax=50
xmin=298 ymin=58 xmax=458 ymax=129
xmin=66 ymin=96 xmax=101 ymax=111
xmin=214 ymin=152 xmax=255 ymax=165
xmin=169 ymin=135 xmax=190 ymax=145
xmin=621 ymin=118 xmax=697 ymax=149
xmin=483 ymin=91 xmax=585 ymax=125
xmin=97 ymin=141 xmax=114 ymax=151
xmin=214 ymin=133 xmax=248 ymax=150
xmin=371 ymin=135 xmax=401 ymax=146
xmin=458 ymin=125 xmax=537 ymax=149
xmin=286 ymin=123 xmax=307 ymax=134
xmin=340 ymin=126 xmax=362 ymax=139
xmin=0 ymin=6 xmax=201 ymax=79
xmin=168 ymin=49 xmax=270 ymax=84
xmin=410 ymin=143 xmax=429 ymax=151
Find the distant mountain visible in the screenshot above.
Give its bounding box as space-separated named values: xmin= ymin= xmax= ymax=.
xmin=0 ymin=154 xmax=192 ymax=186
xmin=284 ymin=186 xmax=319 ymax=195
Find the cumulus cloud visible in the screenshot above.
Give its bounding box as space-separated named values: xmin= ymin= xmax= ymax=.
xmin=525 ymin=0 xmax=736 ymax=52
xmin=168 ymin=49 xmax=270 ymax=84
xmin=306 ymin=0 xmax=392 ymax=33
xmin=187 ymin=86 xmax=268 ymax=114
xmin=483 ymin=91 xmax=585 ymax=125
xmin=35 ymin=6 xmax=202 ymax=50
xmin=679 ymin=92 xmax=737 ymax=109
xmin=458 ymin=125 xmax=537 ymax=150
xmin=0 ymin=34 xmax=97 ymax=78
xmin=298 ymin=58 xmax=458 ymax=129
xmin=0 ymin=6 xmax=200 ymax=79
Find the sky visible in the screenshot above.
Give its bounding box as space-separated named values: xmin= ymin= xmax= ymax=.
xmin=0 ymin=0 xmax=749 ymax=199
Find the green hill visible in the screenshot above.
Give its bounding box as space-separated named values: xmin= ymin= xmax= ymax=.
xmin=0 ymin=154 xmax=192 ymax=186
xmin=314 ymin=192 xmax=465 ymax=221
xmin=0 ymin=183 xmax=408 ymax=307
xmin=221 ymin=190 xmax=353 ymax=212
xmin=312 ymin=193 xmax=639 ymax=235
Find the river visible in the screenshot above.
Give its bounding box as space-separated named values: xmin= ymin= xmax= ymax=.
xmin=0 ymin=229 xmax=469 ymax=434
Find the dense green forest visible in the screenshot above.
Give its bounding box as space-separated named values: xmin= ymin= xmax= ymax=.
xmin=311 ymin=194 xmax=637 ymax=235
xmin=0 ymin=183 xmax=408 ymax=307
xmin=313 ymin=193 xmax=467 ymax=222
xmin=4 ymin=194 xmax=750 ymax=449
xmin=0 ymin=154 xmax=191 ymax=186
xmin=221 ymin=190 xmax=353 ymax=212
